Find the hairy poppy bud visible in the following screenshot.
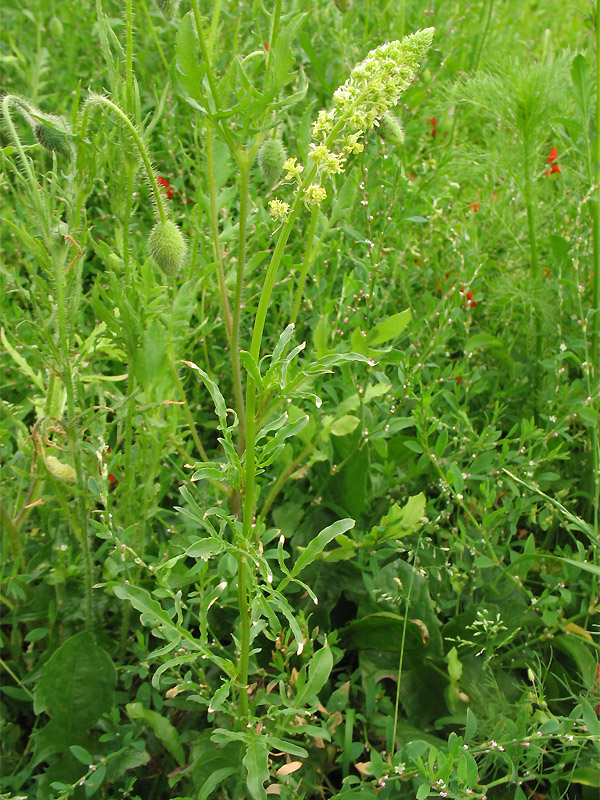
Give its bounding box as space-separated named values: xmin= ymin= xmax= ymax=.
xmin=334 ymin=0 xmax=352 ymax=11
xmin=379 ymin=112 xmax=405 ymax=146
xmin=148 ymin=220 xmax=186 ymax=276
xmin=35 ymin=116 xmax=70 ymax=157
xmin=46 ymin=455 xmax=76 ymax=483
xmin=258 ymin=139 xmax=287 ymax=186
xmin=49 ymin=16 xmax=64 ymax=38
xmin=154 ymin=0 xmax=180 ymax=19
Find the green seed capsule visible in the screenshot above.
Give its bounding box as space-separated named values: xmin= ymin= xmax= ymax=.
xmin=148 ymin=220 xmax=187 ymax=276
xmin=46 ymin=455 xmax=76 ymax=483
xmin=258 ymin=139 xmax=287 ymax=186
xmin=333 ymin=0 xmax=352 ymax=11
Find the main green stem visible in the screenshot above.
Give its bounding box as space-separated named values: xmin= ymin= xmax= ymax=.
xmin=231 ymin=153 xmax=250 ymax=444
xmin=590 ymin=4 xmax=600 ymax=543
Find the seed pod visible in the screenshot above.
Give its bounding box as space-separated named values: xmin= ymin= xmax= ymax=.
xmin=258 ymin=139 xmax=287 ymax=186
xmin=154 ymin=0 xmax=180 ymax=19
xmin=148 ymin=220 xmax=187 ymax=276
xmin=46 ymin=455 xmax=77 ymax=483
xmin=48 ymin=16 xmax=64 ymax=38
xmin=34 ymin=116 xmax=70 ymax=157
xmin=333 ymin=0 xmax=352 ymax=11
xmin=379 ymin=113 xmax=405 ymax=146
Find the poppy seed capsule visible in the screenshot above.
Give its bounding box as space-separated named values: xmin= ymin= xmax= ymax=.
xmin=35 ymin=118 xmax=70 ymax=157
xmin=148 ymin=220 xmax=186 ymax=276
xmin=46 ymin=455 xmax=76 ymax=483
xmin=258 ymin=139 xmax=287 ymax=186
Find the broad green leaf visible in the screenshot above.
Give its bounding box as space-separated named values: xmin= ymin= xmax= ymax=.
xmin=464 ymin=708 xmax=477 ymax=743
xmin=278 ymin=518 xmax=355 ymax=592
xmin=367 ymin=310 xmax=411 ymax=347
xmin=198 ymin=767 xmax=238 ymax=800
xmin=127 ymin=703 xmax=185 ymax=765
xmin=330 ymin=415 xmax=360 ymax=437
xmin=570 ymin=53 xmax=590 ymax=119
xmin=243 ymin=733 xmax=269 ymax=800
xmin=579 ymin=697 xmax=600 ymax=736
xmin=70 ymin=745 xmax=93 ymax=764
xmin=364 ymin=382 xmax=391 ymax=401
xmin=175 ymin=12 xmax=206 ymax=106
xmin=85 ymin=763 xmax=106 ymax=798
xmin=271 ymin=12 xmax=308 ymax=88
xmin=294 ymin=644 xmax=333 ymax=706
xmin=32 ymin=633 xmax=116 ymax=766
xmin=370 ymin=493 xmax=426 ymax=541
xmin=341 ymin=613 xmax=429 ymax=652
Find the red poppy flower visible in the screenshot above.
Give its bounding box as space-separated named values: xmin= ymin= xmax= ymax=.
xmin=550 ymin=163 xmax=561 ymax=174
xmin=547 ymin=146 xmax=559 ymax=163
xmin=466 ymin=291 xmax=474 ymax=301
xmin=470 ymin=203 xmax=480 ymax=212
xmin=158 ymin=175 xmax=174 ymax=199
xmin=456 ymin=376 xmax=462 ymax=384
xmin=264 ymin=43 xmax=269 ymax=51
xmin=429 ymin=117 xmax=437 ymax=127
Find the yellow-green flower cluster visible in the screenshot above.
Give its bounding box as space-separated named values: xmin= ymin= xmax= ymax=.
xmin=268 ymin=28 xmax=433 ymax=219
xmin=325 ymin=28 xmax=435 ymax=140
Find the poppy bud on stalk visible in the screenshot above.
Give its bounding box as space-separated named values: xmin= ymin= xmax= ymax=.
xmin=148 ymin=220 xmax=187 ymax=276
xmin=258 ymin=139 xmax=287 ymax=185
xmin=34 ymin=116 xmax=70 ymax=157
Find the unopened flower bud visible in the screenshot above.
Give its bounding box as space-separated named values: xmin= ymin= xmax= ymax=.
xmin=35 ymin=116 xmax=70 ymax=157
xmin=334 ymin=0 xmax=352 ymax=11
xmin=379 ymin=112 xmax=405 ymax=146
xmin=258 ymin=139 xmax=287 ymax=185
xmin=148 ymin=220 xmax=186 ymax=276
xmin=154 ymin=0 xmax=180 ymax=19
xmin=48 ymin=17 xmax=64 ymax=38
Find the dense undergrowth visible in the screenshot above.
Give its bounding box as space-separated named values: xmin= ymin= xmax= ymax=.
xmin=1 ymin=1 xmax=599 ymax=798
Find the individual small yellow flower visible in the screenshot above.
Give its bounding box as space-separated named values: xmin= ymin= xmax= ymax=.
xmin=268 ymin=198 xmax=290 ymax=220
xmin=283 ymin=157 xmax=304 ymax=181
xmin=312 ymin=109 xmax=336 ymax=140
xmin=305 ymin=184 xmax=327 ymax=206
xmin=342 ymin=132 xmax=365 ymax=154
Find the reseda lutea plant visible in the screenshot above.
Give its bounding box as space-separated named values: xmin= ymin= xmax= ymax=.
xmin=110 ymin=18 xmax=434 ymax=792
